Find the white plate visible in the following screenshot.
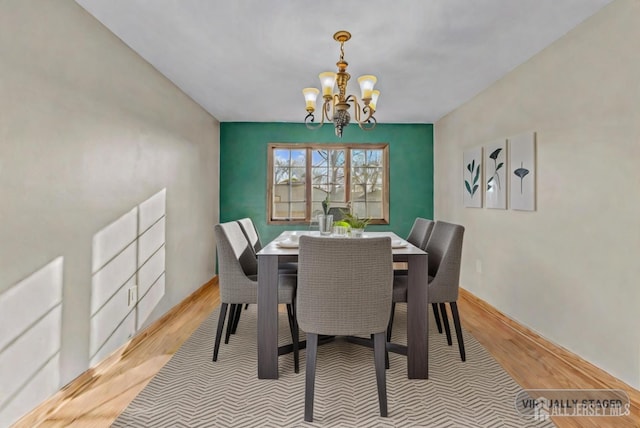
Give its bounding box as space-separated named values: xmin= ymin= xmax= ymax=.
xmin=276 ymin=240 xmax=299 ymax=248
xmin=392 ymin=240 xmax=408 ymax=248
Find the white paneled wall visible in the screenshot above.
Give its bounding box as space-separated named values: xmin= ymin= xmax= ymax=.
xmin=0 ymin=257 xmax=63 ymax=428
xmin=89 ymin=189 xmax=166 ymax=366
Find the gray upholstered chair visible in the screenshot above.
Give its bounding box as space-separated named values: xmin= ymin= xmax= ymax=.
xmin=236 ymin=217 xmax=297 ymax=273
xmin=233 ymin=217 xmax=297 ymax=332
xmin=236 ymin=217 xmax=262 ymax=255
xmin=297 ymin=236 xmax=393 ymax=422
xmin=406 ymin=217 xmax=435 ymax=249
xmin=213 ymin=222 xmax=299 ymax=372
xmin=389 ymin=221 xmax=466 ymax=361
xmin=327 ymin=206 xmax=347 ymax=222
xmin=394 ymin=217 xmax=434 ymax=273
xmin=392 ymin=217 xmax=443 ymax=334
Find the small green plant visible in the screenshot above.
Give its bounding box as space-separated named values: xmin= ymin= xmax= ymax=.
xmin=321 ymin=195 xmax=330 ymax=215
xmin=341 ymin=210 xmax=371 ymax=229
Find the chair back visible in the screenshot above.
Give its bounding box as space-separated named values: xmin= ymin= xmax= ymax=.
xmin=425 ymin=221 xmax=465 ymax=302
xmin=297 ymin=236 xmax=393 ymax=336
xmin=327 ymin=207 xmax=346 ymax=222
xmin=214 ymin=222 xmax=258 ymax=302
xmin=236 ymin=218 xmax=262 ymax=254
xmin=406 ymin=217 xmax=434 ymax=250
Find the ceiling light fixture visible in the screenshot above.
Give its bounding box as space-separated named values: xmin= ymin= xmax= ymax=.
xmin=302 ymin=31 xmax=379 ymax=138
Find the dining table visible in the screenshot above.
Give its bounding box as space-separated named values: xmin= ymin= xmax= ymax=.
xmin=257 ymin=230 xmax=429 ymax=380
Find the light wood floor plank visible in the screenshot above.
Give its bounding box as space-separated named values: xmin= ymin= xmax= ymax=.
xmin=13 ymin=278 xmax=639 ymax=427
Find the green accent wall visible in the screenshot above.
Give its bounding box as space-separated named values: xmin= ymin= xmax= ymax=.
xmin=220 ymin=122 xmax=433 ymax=243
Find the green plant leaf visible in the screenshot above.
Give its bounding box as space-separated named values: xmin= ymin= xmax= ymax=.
xmin=465 ymin=180 xmax=472 ymax=195
xmin=473 ymin=165 xmax=480 ymax=184
xmin=489 ymin=148 xmax=502 ymax=160
xmin=472 ymin=184 xmax=479 ymax=195
xmin=496 ymin=162 xmax=504 ymax=170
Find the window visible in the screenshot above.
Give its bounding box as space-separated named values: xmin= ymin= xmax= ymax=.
xmin=268 ymin=143 xmax=389 ymax=224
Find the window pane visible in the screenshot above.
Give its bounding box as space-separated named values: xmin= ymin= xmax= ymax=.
xmin=290 ymin=202 xmax=306 ymax=219
xmin=310 ymin=203 xmax=324 ymax=217
xmin=273 ymin=202 xmax=290 ymax=219
xmin=367 ymin=150 xmax=383 ymax=166
xmin=312 ymin=149 xmax=328 ymax=167
xmin=368 ymin=187 xmax=382 ymax=201
xmin=312 ymin=167 xmax=327 ymax=184
xmin=290 ymin=150 xmax=305 ymax=166
xmin=351 ymin=150 xmax=365 ymax=167
xmin=351 ymin=202 xmax=367 ymax=219
xmin=291 ymin=167 xmax=306 ymax=183
xmin=366 ymin=202 xmax=383 ymax=218
xmin=274 ymin=149 xmax=290 ymax=163
xmin=311 ymin=187 xmax=328 ymax=203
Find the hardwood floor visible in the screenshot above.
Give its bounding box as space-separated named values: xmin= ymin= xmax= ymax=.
xmin=14 ymin=278 xmax=639 ymax=427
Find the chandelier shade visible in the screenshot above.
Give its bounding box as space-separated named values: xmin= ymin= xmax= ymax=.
xmin=302 ymin=31 xmax=379 ymax=138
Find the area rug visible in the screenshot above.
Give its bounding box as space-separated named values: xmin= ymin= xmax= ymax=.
xmin=113 ymin=304 xmax=555 ymax=427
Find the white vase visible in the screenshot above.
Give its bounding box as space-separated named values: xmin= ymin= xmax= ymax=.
xmin=350 ymin=228 xmax=364 ymax=238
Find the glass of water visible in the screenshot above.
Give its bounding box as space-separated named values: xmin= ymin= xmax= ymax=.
xmin=318 ymin=214 xmax=333 ymax=236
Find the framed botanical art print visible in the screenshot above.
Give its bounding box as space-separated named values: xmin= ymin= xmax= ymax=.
xmin=484 ymin=140 xmax=507 ymax=209
xmin=509 ymin=131 xmax=536 ymax=211
xmin=463 ymin=147 xmax=482 ymax=208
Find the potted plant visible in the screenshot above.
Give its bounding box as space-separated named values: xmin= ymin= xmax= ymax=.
xmin=341 ymin=210 xmax=371 ymax=238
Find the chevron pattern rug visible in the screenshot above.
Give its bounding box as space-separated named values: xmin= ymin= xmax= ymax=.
xmin=113 ymin=304 xmax=555 ymax=427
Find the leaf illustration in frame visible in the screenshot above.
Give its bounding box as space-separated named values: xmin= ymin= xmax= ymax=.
xmin=484 ymin=140 xmax=507 ymax=209
xmin=508 ymin=131 xmax=536 ymax=211
xmin=463 ymin=146 xmax=483 ymax=208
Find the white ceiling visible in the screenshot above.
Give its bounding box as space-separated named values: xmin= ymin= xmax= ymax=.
xmin=75 ymin=0 xmax=612 ymax=124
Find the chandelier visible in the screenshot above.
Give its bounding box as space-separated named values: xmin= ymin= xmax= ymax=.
xmin=302 ymin=31 xmax=380 ymax=138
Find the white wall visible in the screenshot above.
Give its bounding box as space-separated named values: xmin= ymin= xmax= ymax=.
xmin=0 ymin=0 xmax=219 ymax=423
xmin=435 ymin=0 xmax=640 ymax=388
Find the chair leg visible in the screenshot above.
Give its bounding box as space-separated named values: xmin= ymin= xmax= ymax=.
xmin=386 ymin=302 xmax=396 ymax=342
xmin=225 ymin=304 xmax=237 ymax=344
xmin=304 ymin=333 xmax=318 ymax=423
xmin=432 ymin=303 xmax=443 ymax=334
xmin=373 ymin=332 xmax=388 ymax=417
xmin=286 ymin=303 xmax=300 ymax=373
xmin=439 ymin=303 xmax=452 ymax=346
xmin=212 ymin=303 xmax=228 ymax=361
xmin=244 ymin=303 xmax=249 ymax=310
xmin=385 ymin=302 xmax=396 ymax=370
xmin=231 ymin=303 xmax=243 ymax=334
xmin=450 ymin=302 xmax=466 ymax=362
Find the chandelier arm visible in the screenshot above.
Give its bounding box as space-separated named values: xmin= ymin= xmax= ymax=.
xmin=304 ymin=111 xmax=324 ymax=130
xmin=342 ymin=94 xmax=361 ymax=124
xmin=357 ymin=114 xmax=377 ymax=131
xmin=349 ymin=96 xmax=376 ymax=127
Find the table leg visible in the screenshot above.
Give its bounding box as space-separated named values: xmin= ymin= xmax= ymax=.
xmin=407 ymin=253 xmax=428 ymax=379
xmin=258 ymin=254 xmax=280 ymax=379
